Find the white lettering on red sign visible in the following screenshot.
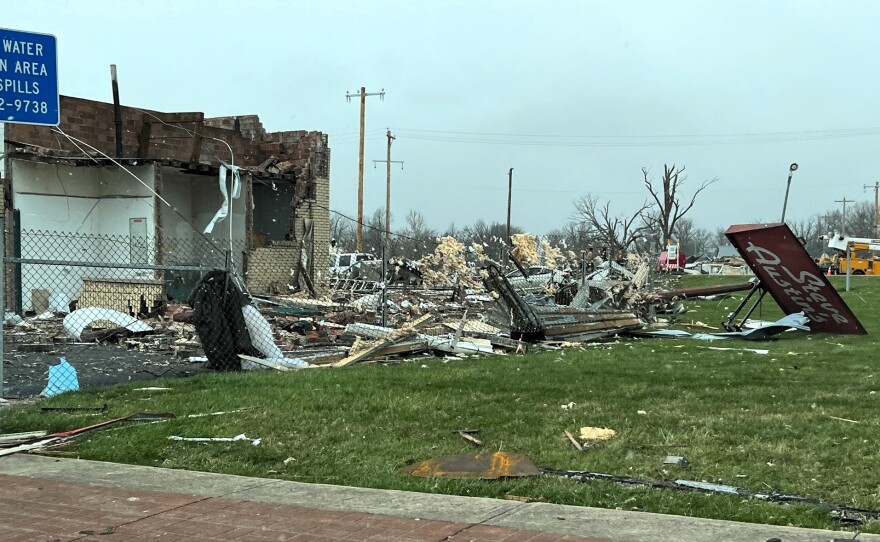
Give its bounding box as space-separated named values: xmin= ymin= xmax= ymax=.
xmin=746 ymin=242 xmax=849 ymax=325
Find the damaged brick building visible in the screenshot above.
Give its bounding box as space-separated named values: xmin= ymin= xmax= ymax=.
xmin=1 ymin=95 xmax=331 ymax=312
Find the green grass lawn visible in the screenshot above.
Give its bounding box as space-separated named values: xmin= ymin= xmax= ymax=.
xmin=3 ymin=274 xmax=880 ymax=533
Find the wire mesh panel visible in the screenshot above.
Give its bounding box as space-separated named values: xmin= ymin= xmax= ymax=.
xmin=0 ymin=229 xmax=251 ymax=398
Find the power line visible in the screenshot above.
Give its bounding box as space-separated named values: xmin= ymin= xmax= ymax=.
xmin=314 ymin=202 xmax=441 ymax=248
xmin=392 ymin=127 xmax=880 ymax=148
xmin=396 ymin=125 xmax=880 ymax=140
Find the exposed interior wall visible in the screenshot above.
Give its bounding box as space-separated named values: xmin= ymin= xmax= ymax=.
xmin=11 ymin=160 xmax=156 ymax=310
xmin=159 ymin=169 xmax=246 ymax=273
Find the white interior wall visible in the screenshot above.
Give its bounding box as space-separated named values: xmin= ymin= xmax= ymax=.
xmin=161 ymin=170 xmax=246 ymax=272
xmin=12 ymin=160 xmax=156 ymax=311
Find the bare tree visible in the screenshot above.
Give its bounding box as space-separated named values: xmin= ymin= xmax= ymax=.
xmin=572 ymin=194 xmax=651 ymax=254
xmin=362 ymin=207 xmax=389 ymax=256
xmin=845 ymin=201 xmax=875 ymax=237
xmin=673 ymin=217 xmax=711 ymax=257
xmin=789 ymin=216 xmax=824 ymax=257
xmin=642 ymin=164 xmax=717 ymax=246
xmin=546 ymin=221 xmax=594 ymax=254
xmin=330 ymin=213 xmax=356 ymax=252
xmin=442 ymin=222 xmax=460 ymax=238
xmin=397 ymin=210 xmax=437 ymax=259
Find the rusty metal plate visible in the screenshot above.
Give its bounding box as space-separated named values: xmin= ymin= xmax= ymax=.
xmin=401 ymin=452 xmax=541 ymax=479
xmin=725 ymin=223 xmax=866 ymax=334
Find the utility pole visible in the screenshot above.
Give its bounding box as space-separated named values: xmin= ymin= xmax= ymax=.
xmin=346 ymin=87 xmax=385 ymax=252
xmin=504 ymin=168 xmax=513 ymax=268
xmin=865 ymin=182 xmax=880 ymax=237
xmin=835 ymin=197 xmax=853 ymax=235
xmin=372 ymin=130 xmax=404 ymax=249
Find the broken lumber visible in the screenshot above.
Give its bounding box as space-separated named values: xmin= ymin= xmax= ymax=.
xmin=0 ymin=438 xmax=61 ymax=457
xmin=456 ymin=429 xmax=483 ymax=445
xmin=0 ymin=431 xmax=48 ymax=443
xmin=334 ymin=314 xmax=434 ymax=367
xmin=564 ymin=430 xmax=584 ymax=452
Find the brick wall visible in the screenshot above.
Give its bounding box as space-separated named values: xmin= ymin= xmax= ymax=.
xmin=3 ymin=95 xmax=333 ymax=295
xmin=204 ymin=115 xmax=266 ymax=140
xmin=4 ymin=96 xmax=330 ymax=176
xmin=246 ymin=242 xmax=298 ymax=294
xmin=310 ymin=177 xmax=331 ymax=293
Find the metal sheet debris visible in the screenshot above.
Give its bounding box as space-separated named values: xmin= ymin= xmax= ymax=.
xmin=543 ymin=467 xmax=880 ymax=523
xmin=168 ymin=433 xmax=261 ymax=446
xmin=401 ymin=452 xmax=541 ymax=479
xmin=663 ymin=455 xmax=690 ymax=467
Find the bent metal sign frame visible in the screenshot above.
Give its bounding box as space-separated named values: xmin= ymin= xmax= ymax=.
xmin=726 ymin=223 xmax=866 ymax=335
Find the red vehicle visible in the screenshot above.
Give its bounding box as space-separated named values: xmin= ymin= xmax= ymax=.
xmin=656 ymin=249 xmax=686 ymax=273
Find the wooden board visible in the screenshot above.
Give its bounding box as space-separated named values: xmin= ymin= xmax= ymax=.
xmin=334 ymin=313 xmax=434 ymax=368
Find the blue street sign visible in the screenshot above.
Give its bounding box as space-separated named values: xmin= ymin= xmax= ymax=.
xmin=0 ymin=27 xmax=59 ymax=126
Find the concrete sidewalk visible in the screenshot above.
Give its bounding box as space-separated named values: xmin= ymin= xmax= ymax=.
xmin=0 ymin=455 xmax=870 ymax=542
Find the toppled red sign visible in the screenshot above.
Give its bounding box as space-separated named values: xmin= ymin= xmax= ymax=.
xmin=725 ymin=223 xmax=866 ymax=334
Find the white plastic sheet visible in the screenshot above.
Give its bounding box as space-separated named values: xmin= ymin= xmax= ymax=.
xmin=203 ymin=164 xmax=242 ymax=234
xmin=241 ymin=304 xmax=308 ymax=370
xmin=168 ymin=434 xmax=261 ymax=446
xmin=63 ymin=307 xmax=152 ymax=340
xmin=3 ymin=312 xmax=23 ymax=325
xmin=49 ymin=293 xmax=70 ymax=314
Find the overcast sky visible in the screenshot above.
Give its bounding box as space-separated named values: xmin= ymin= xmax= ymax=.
xmin=4 ymin=1 xmax=879 ymax=235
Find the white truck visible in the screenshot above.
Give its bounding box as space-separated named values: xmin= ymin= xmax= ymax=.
xmin=329 ymin=252 xmax=376 ymax=277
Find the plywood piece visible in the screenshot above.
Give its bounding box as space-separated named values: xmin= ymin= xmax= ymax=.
xmin=401 ymin=452 xmax=540 ymax=479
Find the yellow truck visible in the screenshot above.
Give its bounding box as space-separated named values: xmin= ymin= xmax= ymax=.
xmin=824 ymin=235 xmax=880 ymax=275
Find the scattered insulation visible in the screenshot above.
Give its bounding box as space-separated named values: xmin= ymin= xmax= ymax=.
xmin=511 ymin=233 xmax=538 ymax=264
xmin=541 ymin=240 xmax=564 ymax=270
xmin=418 ymin=236 xmax=478 ymax=288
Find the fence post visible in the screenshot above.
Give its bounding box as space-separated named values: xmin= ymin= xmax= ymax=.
xmin=1 ymin=216 xmax=5 ymax=400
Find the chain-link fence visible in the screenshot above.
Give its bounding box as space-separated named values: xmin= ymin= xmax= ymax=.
xmin=0 ymin=224 xmax=262 ymax=398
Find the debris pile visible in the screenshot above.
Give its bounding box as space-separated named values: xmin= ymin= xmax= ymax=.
xmin=6 ymin=225 xmax=856 ymax=395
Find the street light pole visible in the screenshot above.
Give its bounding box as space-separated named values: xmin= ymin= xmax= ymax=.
xmin=781 ymin=162 xmax=798 ymax=223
